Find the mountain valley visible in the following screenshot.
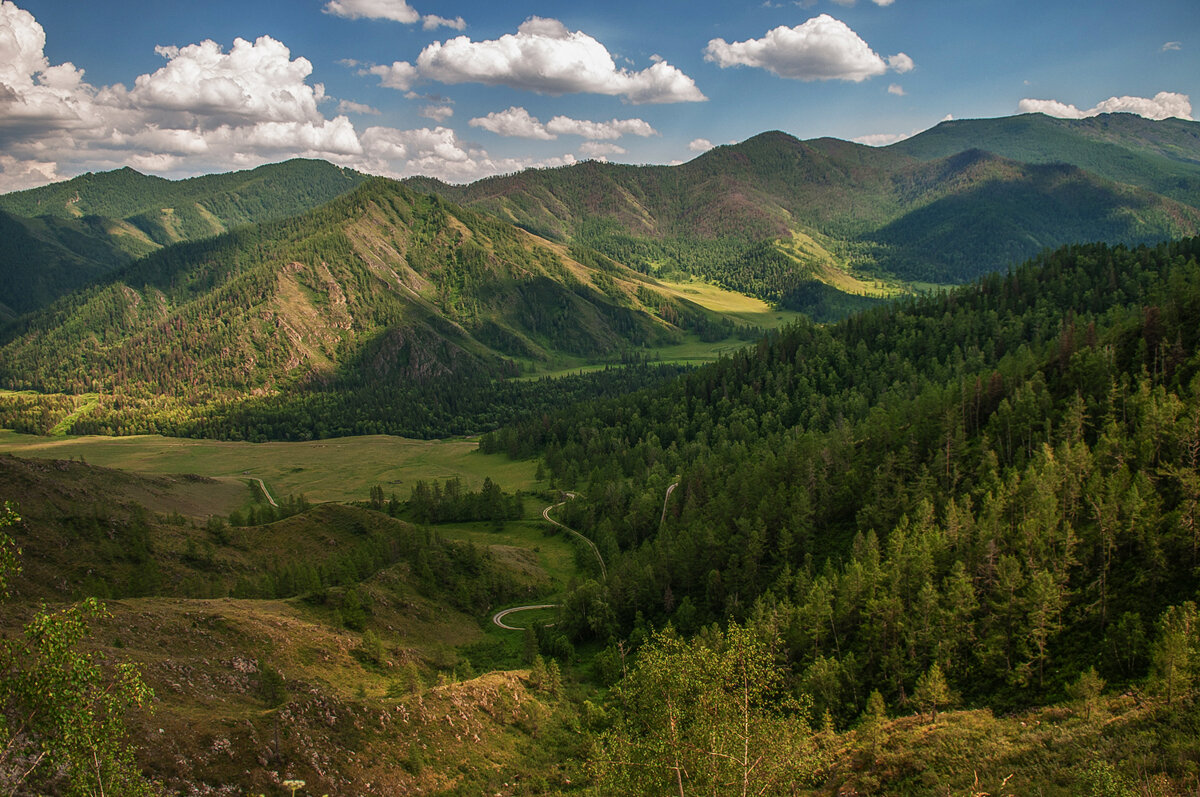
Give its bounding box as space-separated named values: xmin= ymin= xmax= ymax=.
xmin=2 ymin=113 xmax=1200 ymax=795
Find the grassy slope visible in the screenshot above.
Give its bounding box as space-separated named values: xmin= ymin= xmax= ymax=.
xmin=0 ymin=450 xmax=585 ymax=795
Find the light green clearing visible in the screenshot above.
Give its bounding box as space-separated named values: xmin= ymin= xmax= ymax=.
xmin=435 ymin=519 xmax=577 ymax=588
xmin=0 ymin=431 xmax=536 ymax=504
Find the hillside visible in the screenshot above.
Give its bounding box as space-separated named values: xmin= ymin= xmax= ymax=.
xmin=411 ymin=116 xmax=1200 ymax=303
xmin=892 ymin=112 xmax=1200 ymax=207
xmin=0 ymin=177 xmax=741 ymax=438
xmin=0 ymin=160 xmax=367 ymax=314
xmin=486 ymin=237 xmax=1200 ymax=789
xmin=0 ymin=452 xmax=585 ymax=795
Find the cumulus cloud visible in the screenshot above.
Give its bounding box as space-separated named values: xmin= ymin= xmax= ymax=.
xmin=887 ymin=83 xmax=905 ymax=96
xmin=1018 ymin=91 xmax=1193 ymax=121
xmin=323 ymin=0 xmax=419 ymax=24
xmin=689 ymin=138 xmax=715 ymax=152
xmin=886 ymin=52 xmax=913 ymax=73
xmin=357 ymin=124 xmax=579 ymax=182
xmin=1161 ymin=41 xmax=1182 ymax=52
xmin=419 ymin=103 xmax=454 ymax=122
xmin=0 ymin=153 xmax=60 ymax=192
xmin=579 ymin=141 xmax=626 ymax=158
xmin=704 ymin=15 xmax=910 ymax=82
xmin=366 ymin=61 xmax=418 ymax=91
xmin=0 ymin=1 xmax=581 ymax=187
xmin=468 ymin=106 xmax=658 ymax=141
xmin=469 ymin=106 xmax=555 ymax=139
xmin=413 ymin=17 xmax=705 ymax=103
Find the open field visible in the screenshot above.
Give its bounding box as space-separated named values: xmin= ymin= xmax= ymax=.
xmin=0 ymin=430 xmax=537 ymax=503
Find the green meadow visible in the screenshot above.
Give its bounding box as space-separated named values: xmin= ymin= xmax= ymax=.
xmin=0 ymin=430 xmax=537 ymax=504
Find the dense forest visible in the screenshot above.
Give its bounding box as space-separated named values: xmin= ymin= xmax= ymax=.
xmin=486 ymin=238 xmax=1200 ymax=724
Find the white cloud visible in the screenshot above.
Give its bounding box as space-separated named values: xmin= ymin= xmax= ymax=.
xmin=414 ymin=17 xmax=705 ymax=103
xmin=366 ymin=61 xmax=418 ymax=91
xmin=545 ymin=115 xmax=656 ymax=139
xmin=419 ymin=103 xmax=454 ymax=122
xmin=468 ymin=106 xmax=658 ymax=141
xmin=337 ymin=99 xmax=380 ymax=115
xmin=1162 ymin=41 xmax=1182 ymax=52
xmin=886 ymin=52 xmax=913 ymax=73
xmin=852 ymin=131 xmax=910 ymax=146
xmin=689 ymin=138 xmax=715 ymax=152
xmin=579 ymin=141 xmax=626 ymax=158
xmin=129 ymin=37 xmax=326 ymax=127
xmin=1018 ymin=91 xmax=1193 ymax=121
xmin=469 ymin=106 xmax=555 ymax=139
xmin=887 ymin=83 xmax=905 ymax=96
xmin=704 ymin=15 xmax=911 ymax=82
xmin=323 ymin=0 xmax=419 ymax=24
xmin=0 ymin=153 xmax=60 ymax=192
xmin=358 ymin=124 xmax=579 ymax=182
xmin=422 ymin=14 xmax=466 ymax=31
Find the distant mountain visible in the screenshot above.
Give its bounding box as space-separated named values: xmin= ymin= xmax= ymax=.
xmin=891 ymin=112 xmax=1200 ymax=207
xmin=0 ymin=159 xmax=367 ymax=313
xmin=0 ymin=178 xmax=722 ymax=432
xmin=410 ymin=116 xmax=1200 ymax=307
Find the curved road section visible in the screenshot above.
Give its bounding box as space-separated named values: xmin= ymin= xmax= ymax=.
xmin=543 ymin=493 xmax=607 ymax=580
xmin=492 ymin=604 xmax=559 ymax=630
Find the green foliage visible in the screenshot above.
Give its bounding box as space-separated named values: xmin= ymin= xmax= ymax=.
xmin=0 ymin=507 xmax=154 ymax=796
xmin=591 ymin=623 xmax=824 ymax=795
xmin=913 ymin=663 xmax=953 ymax=722
xmin=1068 ymin=666 xmax=1106 ymax=720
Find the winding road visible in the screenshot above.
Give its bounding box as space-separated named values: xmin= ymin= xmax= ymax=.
xmin=491 ymin=604 xmax=559 ymax=630
xmin=542 ymin=492 xmax=607 ymax=580
xmin=491 ymin=492 xmax=605 ymax=630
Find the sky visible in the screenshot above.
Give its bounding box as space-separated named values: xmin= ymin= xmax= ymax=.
xmin=0 ymin=0 xmax=1196 ymax=192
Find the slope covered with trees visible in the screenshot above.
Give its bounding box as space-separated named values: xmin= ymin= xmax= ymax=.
xmin=489 ymin=238 xmax=1200 ymax=729
xmin=413 ymin=117 xmax=1200 ymax=307
xmin=0 ymin=178 xmax=740 ymax=439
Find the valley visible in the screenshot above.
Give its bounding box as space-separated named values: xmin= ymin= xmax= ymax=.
xmin=2 ymin=112 xmax=1200 ymax=795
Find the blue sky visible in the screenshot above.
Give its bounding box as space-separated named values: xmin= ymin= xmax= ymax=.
xmin=0 ymin=0 xmax=1195 ymax=191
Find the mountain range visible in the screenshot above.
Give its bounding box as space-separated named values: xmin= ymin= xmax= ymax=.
xmin=2 ymin=112 xmax=1199 ymax=437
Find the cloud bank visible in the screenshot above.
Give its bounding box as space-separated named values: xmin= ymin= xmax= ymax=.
xmin=1018 ymin=91 xmax=1193 ymax=121
xmin=469 ymin=106 xmax=658 ymax=141
xmin=0 ymin=2 xmax=583 ymax=190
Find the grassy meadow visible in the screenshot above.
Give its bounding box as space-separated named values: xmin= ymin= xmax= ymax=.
xmin=0 ymin=430 xmax=537 ymax=505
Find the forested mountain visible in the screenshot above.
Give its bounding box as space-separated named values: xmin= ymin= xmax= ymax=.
xmin=892 ymin=112 xmax=1200 ymax=207
xmin=488 ymin=238 xmax=1200 ymax=721
xmin=0 ymin=159 xmax=366 ymax=313
xmin=0 ymin=177 xmax=738 ymax=438
xmin=410 ymin=115 xmax=1200 ymax=304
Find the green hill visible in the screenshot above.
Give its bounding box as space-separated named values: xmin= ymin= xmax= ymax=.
xmin=0 ymin=159 xmax=367 ymax=314
xmin=411 ymin=118 xmax=1200 ymax=306
xmin=891 ymin=112 xmax=1200 ymax=207
xmin=0 ymin=178 xmax=734 ymax=438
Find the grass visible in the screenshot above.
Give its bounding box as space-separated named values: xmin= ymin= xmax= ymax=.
xmin=652 ymin=277 xmax=807 ymax=329
xmin=0 ymin=430 xmax=536 ymax=503
xmin=435 ymin=519 xmax=578 ymax=592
